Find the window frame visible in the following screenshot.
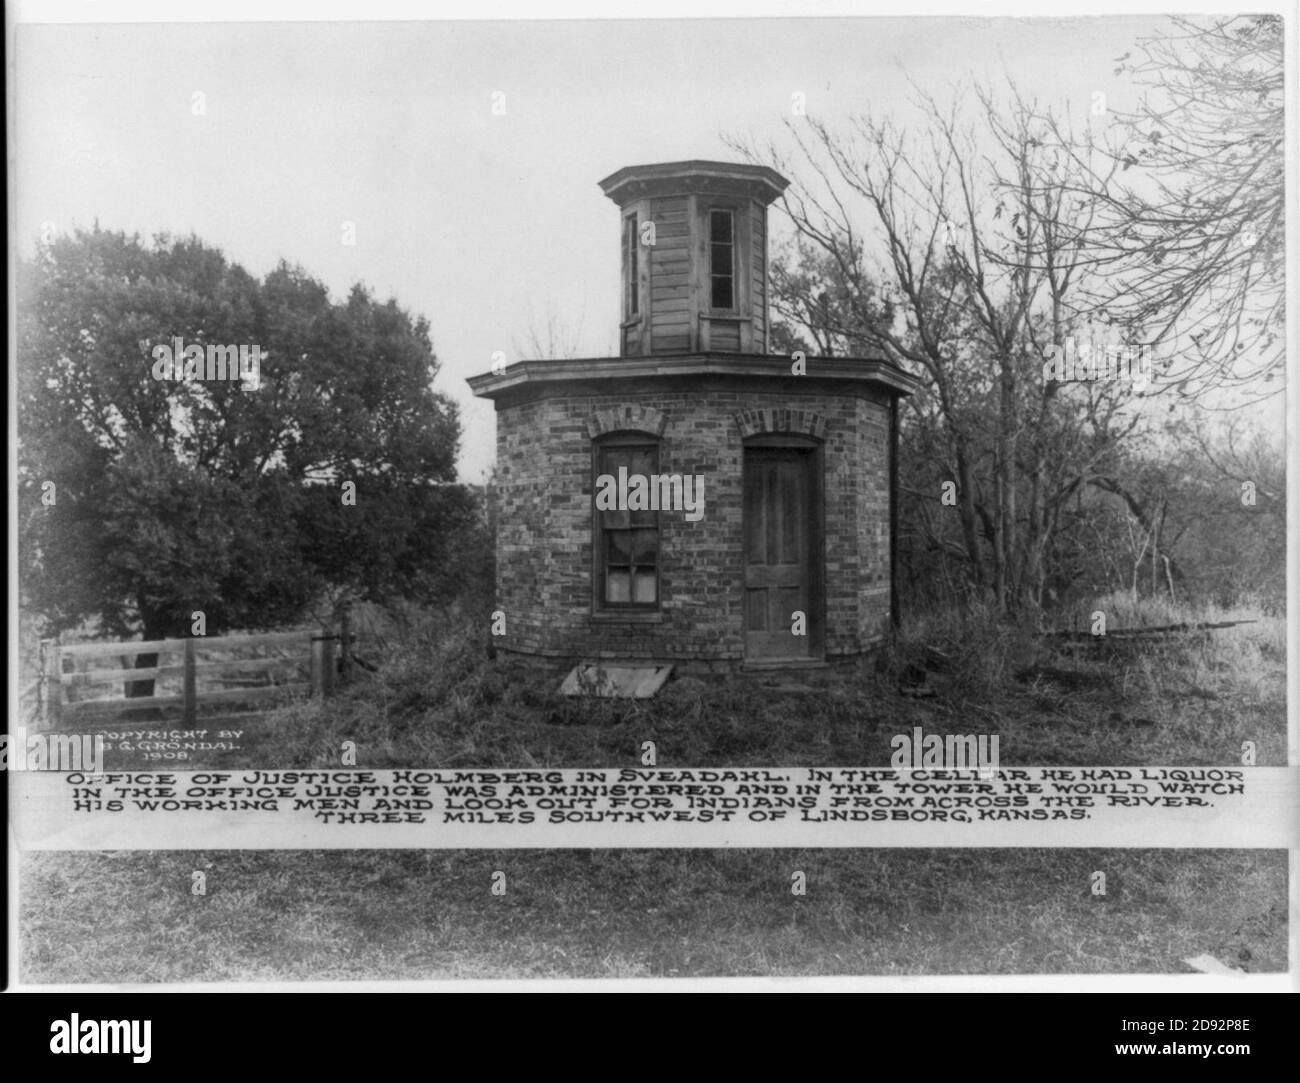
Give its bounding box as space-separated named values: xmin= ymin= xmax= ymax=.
xmin=591 ymin=432 xmax=662 ymax=615
xmin=707 ymin=207 xmax=737 ymax=313
xmin=623 ymin=214 xmax=640 ymax=319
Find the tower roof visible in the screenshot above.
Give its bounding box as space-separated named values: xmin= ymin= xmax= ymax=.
xmin=599 ymin=160 xmax=789 ymax=206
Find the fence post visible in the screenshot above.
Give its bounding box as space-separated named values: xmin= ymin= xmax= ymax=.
xmin=183 ymin=636 xmax=197 ymax=727
xmin=310 ymin=634 xmax=322 ymax=697
xmin=322 ymin=628 xmax=336 ymax=698
xmin=339 ymin=605 xmax=353 ymax=686
xmin=311 ymin=631 xmax=336 ymax=698
xmin=40 ymin=637 xmax=63 ymax=729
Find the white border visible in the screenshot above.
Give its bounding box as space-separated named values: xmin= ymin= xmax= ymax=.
xmin=7 ymin=0 xmax=1298 ymax=996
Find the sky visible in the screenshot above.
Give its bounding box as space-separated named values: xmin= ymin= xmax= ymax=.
xmin=11 ymin=5 xmax=1282 ymax=481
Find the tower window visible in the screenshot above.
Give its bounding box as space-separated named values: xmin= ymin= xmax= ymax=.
xmin=594 ymin=437 xmax=659 ymax=608
xmin=624 ymin=215 xmax=639 ymax=317
xmin=709 ymin=209 xmax=735 ymax=310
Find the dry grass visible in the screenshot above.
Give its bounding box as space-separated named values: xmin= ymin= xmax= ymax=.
xmin=132 ymin=597 xmax=1283 ymax=773
xmin=19 ymin=597 xmax=1288 ymax=983
xmin=20 ymin=849 xmax=1287 ymax=982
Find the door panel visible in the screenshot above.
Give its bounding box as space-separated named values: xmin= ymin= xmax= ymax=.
xmin=743 ymin=448 xmax=815 ymax=660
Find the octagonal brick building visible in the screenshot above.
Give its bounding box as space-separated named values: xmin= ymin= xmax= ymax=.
xmin=468 ymin=161 xmax=919 ymax=673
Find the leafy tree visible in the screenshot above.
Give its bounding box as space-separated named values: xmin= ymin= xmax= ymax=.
xmin=18 ymin=228 xmax=466 ymax=690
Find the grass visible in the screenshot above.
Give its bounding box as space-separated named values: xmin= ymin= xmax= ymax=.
xmin=19 ymin=598 xmax=1289 ymax=982
xmin=20 ymin=849 xmax=1287 ymax=981
xmin=89 ymin=597 xmax=1285 ymax=772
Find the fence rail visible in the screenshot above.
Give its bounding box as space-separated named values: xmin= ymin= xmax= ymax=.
xmin=48 ymin=629 xmax=312 ymax=662
xmin=1043 ymin=619 xmax=1259 ymax=642
xmin=39 ymin=621 xmax=355 ymax=728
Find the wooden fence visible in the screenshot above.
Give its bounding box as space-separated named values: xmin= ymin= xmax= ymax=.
xmin=40 ymin=623 xmax=355 ymax=728
xmin=1047 ymin=619 xmax=1258 ymax=638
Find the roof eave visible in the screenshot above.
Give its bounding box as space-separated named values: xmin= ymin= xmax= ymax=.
xmin=598 ymin=160 xmax=790 ymax=206
xmin=467 ymin=353 xmax=921 ymax=400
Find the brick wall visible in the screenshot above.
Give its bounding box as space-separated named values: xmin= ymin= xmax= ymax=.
xmin=491 ymin=385 xmax=893 ymax=669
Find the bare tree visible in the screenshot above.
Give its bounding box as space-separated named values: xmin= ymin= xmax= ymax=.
xmin=729 ymin=78 xmax=1146 ymax=613
xmin=1049 ymin=15 xmax=1285 ymax=397
xmin=513 ymin=300 xmax=589 ymax=361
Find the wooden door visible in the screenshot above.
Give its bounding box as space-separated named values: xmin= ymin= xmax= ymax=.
xmin=743 ymin=447 xmax=816 ymax=661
